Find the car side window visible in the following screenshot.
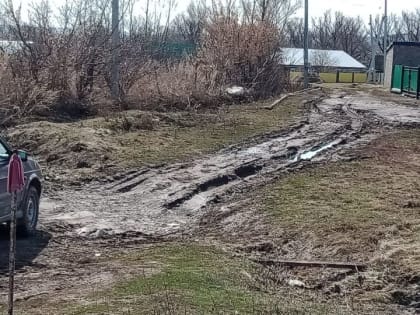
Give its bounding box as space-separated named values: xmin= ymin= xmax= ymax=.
xmin=0 ymin=142 xmax=9 ymax=160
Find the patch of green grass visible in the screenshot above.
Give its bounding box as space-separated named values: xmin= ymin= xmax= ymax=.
xmin=114 ymin=245 xmax=254 ymax=312
xmin=61 ymin=244 xmax=354 ymax=315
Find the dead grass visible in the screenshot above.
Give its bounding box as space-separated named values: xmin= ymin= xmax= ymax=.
xmin=6 ymin=96 xmax=305 ymax=185
xmin=260 ymin=129 xmax=420 ymax=290
xmin=14 ymin=244 xmax=387 ymax=315
xmin=319 ymin=83 xmax=420 ymax=107
xmin=5 ymin=120 xmax=417 ymax=315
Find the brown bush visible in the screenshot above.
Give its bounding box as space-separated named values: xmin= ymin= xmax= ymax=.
xmin=127 ymin=16 xmax=287 ymax=109
xmin=0 ymin=0 xmax=291 ymax=123
xmin=129 ymin=59 xmax=225 ymax=110
xmin=0 ymin=55 xmax=60 ymax=126
xmin=198 ymin=16 xmax=286 ymax=98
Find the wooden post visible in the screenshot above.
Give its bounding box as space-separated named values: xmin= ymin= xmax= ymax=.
xmin=253 ymin=258 xmax=367 ymax=271
xmin=7 ymin=153 xmax=25 ymax=315
xmin=416 ymin=67 xmax=420 ymax=99
xmin=390 ymin=64 xmax=395 ymax=91
xmin=8 ymin=192 xmax=17 ymax=315
xmin=383 ymin=0 xmax=388 ymax=86
xmin=336 ymin=70 xmax=339 ymax=83
xmin=401 ymin=66 xmax=405 ymax=94
xmin=408 ymin=68 xmax=412 ymax=94
xmin=352 ymin=72 xmax=355 ymax=83
xmin=303 ymin=0 xmax=309 ymax=88
xmin=111 ymin=0 xmax=120 ymax=100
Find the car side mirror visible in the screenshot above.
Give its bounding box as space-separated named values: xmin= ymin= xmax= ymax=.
xmin=16 ymin=150 xmax=28 ymax=162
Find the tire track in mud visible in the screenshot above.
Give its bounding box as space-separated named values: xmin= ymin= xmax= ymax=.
xmin=2 ymin=90 xmax=420 ymax=310
xmin=39 ymin=92 xmax=420 ymax=239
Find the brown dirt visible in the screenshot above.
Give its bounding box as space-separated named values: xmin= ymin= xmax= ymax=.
xmin=1 ymin=86 xmax=420 ymax=314
xmin=4 ymin=98 xmax=305 ymax=191
xmin=199 ymin=129 xmax=420 ymax=313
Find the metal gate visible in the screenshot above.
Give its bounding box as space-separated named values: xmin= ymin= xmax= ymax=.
xmin=391 ymin=65 xmax=420 ymax=99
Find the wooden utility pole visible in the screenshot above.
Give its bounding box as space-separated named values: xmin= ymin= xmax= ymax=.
xmin=7 ymin=153 xmax=25 ymax=315
xmin=383 ymin=0 xmax=388 ymax=85
xmin=369 ymin=14 xmax=376 ymax=82
xmin=8 ymin=192 xmax=17 ymax=315
xmin=303 ymin=0 xmax=309 ymax=89
xmin=111 ymin=0 xmax=120 ymax=100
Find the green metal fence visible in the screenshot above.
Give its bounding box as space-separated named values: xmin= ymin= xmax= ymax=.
xmin=391 ymin=65 xmax=420 ymax=99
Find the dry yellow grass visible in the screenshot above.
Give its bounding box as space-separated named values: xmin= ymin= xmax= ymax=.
xmin=260 ymin=129 xmax=420 ymax=304
xmin=6 ymin=96 xmax=305 ymax=185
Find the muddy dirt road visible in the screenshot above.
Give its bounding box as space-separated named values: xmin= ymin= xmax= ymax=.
xmin=0 ymin=88 xmax=419 ymax=311
xmin=39 ymin=90 xmax=420 ymax=238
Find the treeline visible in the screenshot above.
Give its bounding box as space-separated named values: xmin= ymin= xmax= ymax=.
xmin=0 ymin=0 xmax=418 ymax=124
xmin=286 ymin=9 xmax=420 ymax=65
xmin=0 ymin=0 xmax=299 ymax=124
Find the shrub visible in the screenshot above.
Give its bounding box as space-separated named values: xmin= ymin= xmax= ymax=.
xmin=0 ymin=0 xmax=291 ymax=123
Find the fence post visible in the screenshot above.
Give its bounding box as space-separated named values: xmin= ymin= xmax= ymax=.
xmin=336 ymin=70 xmax=339 ymax=83
xmin=401 ymin=66 xmax=405 ymax=94
xmin=408 ymin=68 xmax=412 ymax=94
xmin=417 ymin=67 xmax=420 ymax=99
xmin=352 ymin=72 xmax=355 ymax=83
xmin=390 ymin=64 xmax=395 ymax=91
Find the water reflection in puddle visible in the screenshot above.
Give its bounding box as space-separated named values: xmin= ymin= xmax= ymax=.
xmin=294 ymin=139 xmax=343 ymax=162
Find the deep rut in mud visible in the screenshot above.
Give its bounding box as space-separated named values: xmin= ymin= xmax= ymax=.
xmin=0 ymin=89 xmax=420 ymax=310
xmin=38 ymin=91 xmax=420 ymax=238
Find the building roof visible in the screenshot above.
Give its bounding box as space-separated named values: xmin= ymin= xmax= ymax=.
xmin=281 ymin=48 xmax=366 ymax=69
xmin=387 ymin=41 xmax=420 ymax=52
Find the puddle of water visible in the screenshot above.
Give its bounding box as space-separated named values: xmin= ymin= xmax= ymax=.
xmin=294 ymin=139 xmax=343 ymax=162
xmin=243 ymin=146 xmax=266 ymax=156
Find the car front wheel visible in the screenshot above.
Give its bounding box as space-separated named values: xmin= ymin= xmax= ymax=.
xmin=18 ymin=186 xmax=40 ymax=236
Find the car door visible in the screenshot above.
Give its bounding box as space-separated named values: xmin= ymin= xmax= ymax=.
xmin=0 ymin=141 xmax=10 ymax=218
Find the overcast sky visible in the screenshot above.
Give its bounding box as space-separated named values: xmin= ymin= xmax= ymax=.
xmin=12 ymin=0 xmax=417 ymax=23
xmin=297 ymin=0 xmax=415 ymax=20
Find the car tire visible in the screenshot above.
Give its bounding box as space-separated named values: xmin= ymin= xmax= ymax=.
xmin=17 ymin=186 xmax=40 ymax=236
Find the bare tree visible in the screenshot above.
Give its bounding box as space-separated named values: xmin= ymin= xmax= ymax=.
xmin=310 ymin=11 xmax=369 ymax=64
xmin=240 ymin=0 xmax=300 ymax=34
xmin=0 ymin=0 xmax=114 ymax=114
xmin=285 ymin=18 xmax=307 ymax=48
xmin=400 ymin=9 xmax=420 ymax=41
xmin=173 ymin=0 xmax=207 ymax=46
xmin=371 ymin=13 xmax=402 ymax=54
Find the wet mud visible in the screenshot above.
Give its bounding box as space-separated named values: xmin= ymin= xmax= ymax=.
xmin=39 ymin=91 xmax=420 ymax=238
xmin=1 ymin=89 xmax=420 ymax=308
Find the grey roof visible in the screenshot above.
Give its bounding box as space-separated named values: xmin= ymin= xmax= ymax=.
xmin=281 ymin=48 xmax=366 ymax=69
xmin=387 ymin=41 xmax=420 ymax=52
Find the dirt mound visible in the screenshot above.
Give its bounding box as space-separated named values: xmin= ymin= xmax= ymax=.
xmin=3 ymin=111 xmax=164 ymax=188
xmin=5 ymin=122 xmax=115 ymax=191
xmin=7 ymin=121 xmax=113 ymax=168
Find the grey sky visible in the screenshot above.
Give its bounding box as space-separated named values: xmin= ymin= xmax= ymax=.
xmin=297 ymin=0 xmax=415 ymax=20
xmin=12 ymin=0 xmax=418 ymax=22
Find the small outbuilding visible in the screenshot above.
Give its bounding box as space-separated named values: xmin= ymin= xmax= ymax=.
xmin=384 ymin=42 xmax=420 ymax=88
